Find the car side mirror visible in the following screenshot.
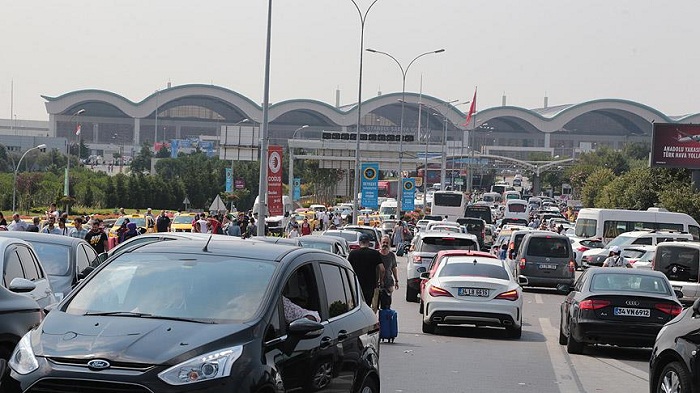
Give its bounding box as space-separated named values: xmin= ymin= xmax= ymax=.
xmin=282 ymin=318 xmax=324 ymax=355
xmin=9 ymin=277 xmax=36 ymax=293
xmin=518 ymin=276 xmax=529 ymax=286
xmin=419 ymin=272 xmax=431 ymax=280
xmin=556 ymin=283 xmax=573 ymax=295
xmin=77 ymin=266 xmax=95 ymax=280
xmin=674 ymin=289 xmax=684 ymax=299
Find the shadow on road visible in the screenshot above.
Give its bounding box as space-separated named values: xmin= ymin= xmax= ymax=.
xmin=523 ymin=287 xmax=566 ymax=296
xmin=584 ymin=344 xmax=652 ymax=361
xmin=428 ymin=324 xmax=546 ymax=342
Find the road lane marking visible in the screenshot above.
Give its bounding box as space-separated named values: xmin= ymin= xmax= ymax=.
xmin=535 ymin=294 xmax=544 ymax=304
xmin=539 ymin=317 xmax=585 ymax=393
xmin=594 ymin=357 xmax=648 ymax=381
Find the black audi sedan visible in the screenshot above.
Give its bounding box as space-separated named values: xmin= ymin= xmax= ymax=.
xmin=559 ymin=268 xmax=682 ymax=355
xmin=649 ymin=298 xmax=700 ymax=393
xmin=4 ymin=237 xmax=381 ymax=392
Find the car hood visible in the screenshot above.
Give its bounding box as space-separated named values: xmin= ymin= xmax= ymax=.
xmin=35 ymin=311 xmax=251 ymax=364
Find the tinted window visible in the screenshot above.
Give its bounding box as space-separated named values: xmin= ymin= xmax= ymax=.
xmin=4 ymin=249 xmax=24 ymax=287
xmin=320 ymin=263 xmax=350 ymax=318
xmin=655 ymin=246 xmax=699 ymax=283
xmin=590 ymin=273 xmax=671 ymax=295
xmin=526 ymin=237 xmax=570 ymax=258
xmin=420 ymin=237 xmax=477 ymax=252
xmin=439 ymin=261 xmax=509 ymax=280
xmin=434 ymin=193 xmax=463 ymax=207
xmin=340 ymin=267 xmax=356 ymax=310
xmin=76 ymin=245 xmax=92 ymax=273
xmin=66 ymin=253 xmax=277 ymax=322
xmin=464 ymin=206 xmax=492 ymax=224
xmin=30 ymin=242 xmax=71 ymax=276
xmin=632 ymin=237 xmax=653 ymax=245
xmin=16 ymin=246 xmax=40 ymax=281
xmin=508 ymin=203 xmax=527 ymax=213
xmin=283 ymin=264 xmax=321 ymax=319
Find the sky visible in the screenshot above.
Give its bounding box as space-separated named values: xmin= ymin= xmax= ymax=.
xmin=1 ymin=0 xmax=699 ymax=121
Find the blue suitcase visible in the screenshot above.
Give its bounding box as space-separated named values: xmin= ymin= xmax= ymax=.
xmin=379 ymin=308 xmax=398 ymax=343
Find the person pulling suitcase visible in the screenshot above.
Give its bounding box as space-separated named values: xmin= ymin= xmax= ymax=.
xmin=379 ymin=235 xmax=400 ymax=342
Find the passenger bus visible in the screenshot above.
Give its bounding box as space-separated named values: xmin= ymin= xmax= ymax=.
xmin=574 ymin=208 xmax=700 ymax=244
xmin=430 ymin=191 xmax=468 ymax=222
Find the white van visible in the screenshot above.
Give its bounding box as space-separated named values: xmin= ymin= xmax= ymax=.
xmin=575 ymin=208 xmax=700 ymax=244
xmin=482 ymin=192 xmax=503 ymax=206
xmin=503 ymin=190 xmax=521 ymax=201
xmin=379 ymin=199 xmax=398 ymax=219
xmin=253 ymin=195 xmax=294 ymax=235
xmin=504 ymin=199 xmax=529 ymax=221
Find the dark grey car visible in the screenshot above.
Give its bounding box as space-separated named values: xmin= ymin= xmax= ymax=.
xmin=516 ymin=232 xmax=575 ymax=289
xmin=0 ymin=277 xmax=42 ymax=360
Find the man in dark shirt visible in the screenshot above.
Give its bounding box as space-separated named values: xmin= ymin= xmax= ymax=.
xmin=85 ymin=219 xmax=109 ymax=254
xmin=348 ymin=234 xmax=385 ymax=306
xmin=156 ymin=210 xmax=171 ymax=233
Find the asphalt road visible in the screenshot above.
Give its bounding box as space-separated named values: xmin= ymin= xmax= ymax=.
xmin=380 ymin=255 xmax=650 ymax=393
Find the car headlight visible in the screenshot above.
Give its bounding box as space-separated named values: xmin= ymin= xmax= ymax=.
xmin=9 ymin=332 xmax=39 ymax=375
xmin=158 ymin=346 xmax=243 ymax=386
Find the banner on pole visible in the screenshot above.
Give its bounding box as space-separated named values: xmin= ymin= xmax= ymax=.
xmin=225 ymin=167 xmax=233 ymax=193
xmin=267 ymin=145 xmax=284 ymax=216
xmin=402 ymin=178 xmax=415 ymax=211
xmin=361 ymin=163 xmax=379 ymax=209
xmin=293 ymin=178 xmax=301 ymax=201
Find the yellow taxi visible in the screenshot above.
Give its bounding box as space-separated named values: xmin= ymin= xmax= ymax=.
xmin=109 ymin=214 xmax=147 ymax=238
xmin=171 ymin=213 xmax=197 ymax=232
xmin=356 ymin=211 xmax=382 ymax=227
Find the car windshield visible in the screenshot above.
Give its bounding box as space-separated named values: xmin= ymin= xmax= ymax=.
xmin=590 ymin=273 xmax=671 ymax=295
xmin=527 ymin=237 xmax=569 ymax=257
xmin=173 ymin=215 xmax=194 ymax=224
xmin=65 ymin=252 xmax=277 ymax=323
xmin=420 ymin=237 xmax=477 ymax=252
xmin=30 ymin=243 xmax=71 ymax=276
xmin=655 ymin=246 xmax=699 ymax=283
xmin=439 ymin=259 xmax=509 ymax=280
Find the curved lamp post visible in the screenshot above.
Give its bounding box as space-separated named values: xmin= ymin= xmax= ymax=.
xmin=64 ymin=108 xmax=86 ymax=198
xmin=13 ymin=143 xmax=47 ymax=212
xmin=288 ymin=125 xmax=309 ymax=205
xmin=365 ymin=48 xmax=444 ymax=216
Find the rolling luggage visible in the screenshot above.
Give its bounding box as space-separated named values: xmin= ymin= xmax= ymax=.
xmin=379 ymin=308 xmax=398 ymax=343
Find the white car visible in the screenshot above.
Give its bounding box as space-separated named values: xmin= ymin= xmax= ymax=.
xmin=624 ymin=245 xmax=657 ymax=270
xmin=569 ymin=237 xmax=604 ymax=269
xmin=420 ymin=254 xmax=526 ymax=338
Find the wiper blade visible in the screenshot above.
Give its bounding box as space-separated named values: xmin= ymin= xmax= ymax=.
xmin=83 ymin=311 xmax=215 ymax=324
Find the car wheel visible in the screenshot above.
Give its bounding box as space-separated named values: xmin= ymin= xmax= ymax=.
xmin=506 ymin=325 xmax=522 ymax=339
xmin=359 ymin=375 xmax=379 ymax=393
xmin=309 ymin=360 xmax=333 ymax=390
xmin=566 ymin=329 xmax=584 ymax=354
xmin=405 ymin=286 xmax=419 ymax=302
xmin=422 ymin=319 xmax=436 ymax=334
xmin=558 ymin=319 xmax=568 ymax=345
xmin=418 ymin=300 xmax=424 ymax=314
xmin=657 ymin=361 xmax=692 ymax=393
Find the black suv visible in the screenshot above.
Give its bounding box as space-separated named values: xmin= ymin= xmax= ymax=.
xmin=649 ymin=298 xmax=700 ymax=393
xmin=5 ymin=238 xmax=380 ymax=393
xmin=457 ymin=217 xmax=486 ymax=248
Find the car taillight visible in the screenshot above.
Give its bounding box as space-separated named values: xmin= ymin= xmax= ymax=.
xmin=495 ymin=289 xmax=519 ymax=301
xmin=428 ymin=285 xmax=453 ymax=298
xmin=519 ymin=258 xmax=526 ymax=269
xmin=579 ymin=299 xmax=611 ymax=310
xmin=568 ymin=261 xmax=575 ymax=272
xmin=655 ymin=303 xmax=682 ymax=316
xmin=577 ymin=246 xmax=589 ymax=252
xmin=349 ymin=244 xmax=360 ymax=250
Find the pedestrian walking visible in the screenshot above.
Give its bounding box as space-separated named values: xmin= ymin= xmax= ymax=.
xmin=288 ymin=223 xmax=300 ymax=238
xmin=379 ymin=235 xmax=399 ymax=309
xmin=41 ymin=216 xmax=62 ymax=235
xmin=348 ymin=233 xmax=386 ymax=307
xmin=26 ymin=217 xmax=40 ymax=232
xmin=8 ymin=213 xmax=28 ymax=231
xmin=69 ymin=217 xmax=89 ymax=239
xmin=85 ymin=219 xmax=109 ymax=254
xmin=300 ymin=218 xmax=312 ymax=236
xmin=156 ymin=210 xmax=172 ymax=233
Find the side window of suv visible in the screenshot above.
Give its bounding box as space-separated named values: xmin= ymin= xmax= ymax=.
xmin=282 ymin=264 xmax=322 ymax=322
xmin=320 ymin=263 xmax=352 ymax=318
xmin=4 ymin=248 xmax=24 ymax=287
xmin=632 ymin=237 xmax=653 ymax=245
xmin=15 ymin=245 xmax=40 ymax=281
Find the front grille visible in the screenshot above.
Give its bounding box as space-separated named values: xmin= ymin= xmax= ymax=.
xmin=28 ymin=378 xmax=153 ymax=393
xmin=47 ymin=357 xmax=154 ymax=372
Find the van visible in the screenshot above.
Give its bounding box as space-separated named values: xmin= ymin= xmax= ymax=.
xmin=482 ymin=192 xmax=502 ymax=206
xmin=504 ymin=199 xmax=529 ymax=221
xmin=653 ymin=241 xmax=700 ymax=304
xmin=503 ymin=191 xmax=521 ymax=201
xmin=465 ymin=204 xmax=493 ymax=225
xmin=516 ymin=232 xmax=575 ymax=289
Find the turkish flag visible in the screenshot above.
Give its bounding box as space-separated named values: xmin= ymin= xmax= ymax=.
xmin=464 ymin=88 xmax=477 ymax=126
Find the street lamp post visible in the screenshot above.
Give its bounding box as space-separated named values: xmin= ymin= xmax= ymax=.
xmin=256 ymin=0 xmax=274 ymax=236
xmin=349 ymin=0 xmax=381 ymax=226
xmin=13 ymin=144 xmax=47 ymax=212
xmin=64 ymin=109 xmax=86 ymax=198
xmin=366 ymin=48 xmax=445 ymax=216
xmin=288 ymin=125 xmax=309 ymax=206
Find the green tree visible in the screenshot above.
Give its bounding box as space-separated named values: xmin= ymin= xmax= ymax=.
xmin=580 ymin=168 xmax=615 ymax=208
xmin=130 ymin=142 xmax=154 ymax=173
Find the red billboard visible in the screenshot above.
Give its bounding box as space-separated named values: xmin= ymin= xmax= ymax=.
xmin=652 ymin=124 xmax=700 ymax=169
xmin=267 ymin=145 xmax=284 ymax=216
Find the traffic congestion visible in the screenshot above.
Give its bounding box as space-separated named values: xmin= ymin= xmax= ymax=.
xmin=0 ymin=177 xmax=699 ymax=393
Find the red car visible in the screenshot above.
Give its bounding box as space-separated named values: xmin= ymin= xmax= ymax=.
xmin=419 ymin=250 xmax=497 ymax=312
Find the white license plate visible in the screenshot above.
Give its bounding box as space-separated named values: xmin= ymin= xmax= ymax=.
xmin=458 ymin=288 xmax=489 ymax=297
xmin=613 ymin=307 xmax=650 ymax=317
xmin=538 ymin=264 xmax=557 ymax=270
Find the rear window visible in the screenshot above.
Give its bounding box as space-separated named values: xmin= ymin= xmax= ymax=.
xmin=420 ymin=237 xmax=477 ymax=252
xmin=526 ymin=237 xmax=569 ymax=258
xmin=326 ymin=232 xmax=358 ymax=242
xmin=439 ymin=261 xmax=509 ymax=280
xmin=590 ymin=273 xmax=671 ymax=295
xmin=508 ymin=203 xmax=527 ymax=213
xmin=434 ymin=193 xmax=462 ymax=207
xmin=464 ymin=206 xmax=493 ymax=224
xmin=655 ymin=246 xmax=699 ymax=283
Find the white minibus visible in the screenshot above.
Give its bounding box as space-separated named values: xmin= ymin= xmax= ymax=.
xmin=430 ymin=191 xmax=468 ymax=222
xmin=574 ymin=208 xmax=700 ymax=244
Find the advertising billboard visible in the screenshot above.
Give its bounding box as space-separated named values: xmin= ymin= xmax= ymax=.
xmin=652 ymin=123 xmax=700 ymax=169
xmin=361 ymin=163 xmax=379 ymax=209
xmin=267 ymin=145 xmax=284 ymax=216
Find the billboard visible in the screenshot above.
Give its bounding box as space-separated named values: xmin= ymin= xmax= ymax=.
xmin=361 ymin=163 xmax=379 ymax=209
xmin=402 ymin=178 xmax=415 ymax=211
xmin=267 ymin=145 xmax=284 ymax=216
xmin=652 ymin=123 xmax=700 ymax=169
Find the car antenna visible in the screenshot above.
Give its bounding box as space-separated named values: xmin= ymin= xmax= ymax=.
xmin=202 ymin=234 xmax=214 ymax=252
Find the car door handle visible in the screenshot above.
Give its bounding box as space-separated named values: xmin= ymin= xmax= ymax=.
xmin=320 ymin=336 xmax=332 ymax=349
xmin=337 ymin=330 xmax=348 ymax=341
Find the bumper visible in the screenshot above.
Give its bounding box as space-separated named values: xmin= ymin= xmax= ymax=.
xmin=522 ymin=275 xmax=574 ymax=288
xmin=424 ymin=298 xmax=521 ymax=328
xmin=571 ymin=319 xmax=663 ymax=347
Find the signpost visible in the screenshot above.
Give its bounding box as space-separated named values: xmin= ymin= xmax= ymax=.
xmin=402 ymin=178 xmax=415 ymax=212
xmin=293 ymin=178 xmax=301 ymax=201
xmin=361 ymin=163 xmax=379 ymax=209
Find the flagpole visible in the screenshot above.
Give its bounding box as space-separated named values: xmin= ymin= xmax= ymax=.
xmin=465 ymin=87 xmax=477 ymax=194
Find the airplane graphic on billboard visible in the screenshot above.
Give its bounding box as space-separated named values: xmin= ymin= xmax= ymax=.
xmin=676 ymin=129 xmax=700 ymax=143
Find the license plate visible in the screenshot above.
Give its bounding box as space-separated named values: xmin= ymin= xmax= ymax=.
xmin=613 ymin=307 xmax=650 ymax=317
xmin=538 ymin=264 xmax=557 ymax=270
xmin=458 ymin=288 xmax=489 ymax=297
